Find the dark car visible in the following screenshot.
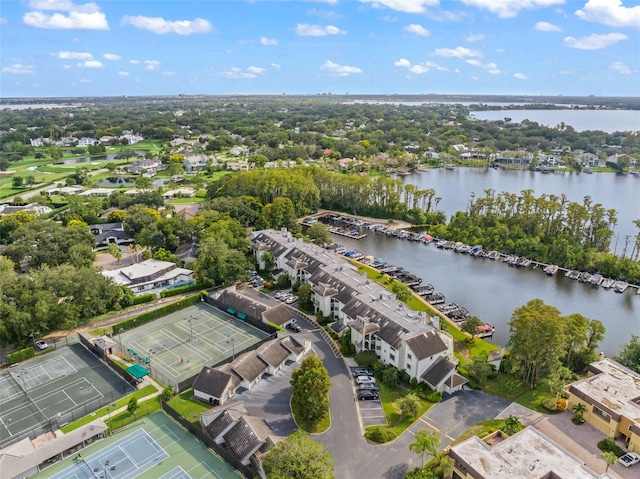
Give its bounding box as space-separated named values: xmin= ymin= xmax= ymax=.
xmin=287 ymin=323 xmax=302 ymax=332
xmin=357 ymin=383 xmax=379 ymax=392
xmin=357 ymin=390 xmax=379 ymax=401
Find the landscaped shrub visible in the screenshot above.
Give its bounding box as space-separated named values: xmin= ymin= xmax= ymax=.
xmin=365 ymin=426 xmax=397 ymax=443
xmin=556 ymin=397 xmax=567 ymax=411
xmin=598 ymin=438 xmax=625 ymax=457
xmin=399 ymin=369 xmax=411 ymax=385
xmin=541 ymin=398 xmax=557 ymax=412
xmin=414 ymin=387 xmax=442 ymax=403
xmin=338 ymin=334 xmax=356 ymax=357
xmin=7 ymin=347 xmax=35 ymax=364
xmin=487 ymin=371 xmax=499 ymax=380
xmin=499 ymin=357 xmax=513 ymax=374
xmin=112 ymin=293 xmax=201 ymax=332
xmin=354 ymin=350 xmax=379 ymax=367
xmin=160 ymin=283 xmax=203 ymax=298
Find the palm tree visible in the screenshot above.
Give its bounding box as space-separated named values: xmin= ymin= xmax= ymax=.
xmin=409 ymin=429 xmax=440 ymax=468
xmin=601 ymin=451 xmax=617 ymax=473
xmin=571 ymin=403 xmax=587 ymax=424
xmin=398 ymin=394 xmax=421 ymax=420
xmin=503 ymin=415 xmax=523 ymax=435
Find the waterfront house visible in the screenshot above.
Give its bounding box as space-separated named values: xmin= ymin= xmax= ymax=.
xmin=127 ymin=159 xmax=162 ymax=176
xmin=250 ymin=229 xmax=465 ymax=392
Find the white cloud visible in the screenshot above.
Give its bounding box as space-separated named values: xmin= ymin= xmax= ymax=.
xmin=129 ymin=59 xmax=140 ymax=64
xmin=144 ymin=60 xmax=161 ymax=70
xmin=359 ymin=0 xmax=439 ymax=13
xmin=576 ymin=0 xmax=640 ymax=28
xmin=464 ymin=33 xmax=485 ymax=42
xmin=62 ymin=64 xmax=71 ymax=69
xmin=394 ymin=58 xmax=411 ymax=67
xmin=247 ymin=66 xmax=267 ymax=74
xmin=434 ymin=46 xmax=482 ymax=58
xmin=564 ymin=32 xmax=627 ymax=49
xmin=260 ymin=36 xmax=278 ymax=45
xmin=270 ymin=63 xmax=282 ymax=69
xmin=305 ymin=0 xmax=338 ymax=3
xmin=79 ymin=78 xmax=90 ymax=83
xmin=409 ymin=64 xmax=430 ymax=74
xmin=121 ymin=16 xmax=213 ymax=35
xmin=103 ymin=53 xmax=121 ymax=60
xmin=610 ymin=61 xmax=631 ymax=74
xmin=404 ymin=24 xmax=430 ymax=36
xmin=54 ymin=50 xmax=93 ymax=60
xmin=161 ymin=71 xmax=176 ymax=76
xmin=466 ymin=59 xmax=501 ymax=74
xmin=534 ymin=21 xmax=562 ymax=31
xmin=514 ymin=72 xmax=528 ymax=79
xmin=294 ymin=23 xmax=346 ymax=36
xmin=320 ymin=60 xmax=362 ymax=76
xmin=460 ymin=0 xmax=564 ymax=18
xmin=23 ymin=1 xmax=108 ymax=30
xmin=394 ymin=58 xmax=446 ymax=74
xmin=2 ymin=63 xmax=36 ymax=74
xmin=220 ymin=67 xmax=259 ymax=79
xmin=78 ymin=60 xmax=103 ymax=68
xmin=117 ymin=71 xmax=129 ymax=76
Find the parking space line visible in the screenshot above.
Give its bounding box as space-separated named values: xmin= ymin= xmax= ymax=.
xmin=419 ymin=418 xmax=441 ymax=433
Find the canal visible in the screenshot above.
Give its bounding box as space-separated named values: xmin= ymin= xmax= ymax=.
xmin=331 ymin=230 xmax=639 ymax=357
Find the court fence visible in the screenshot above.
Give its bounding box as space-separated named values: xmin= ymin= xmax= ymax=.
xmin=204 ymin=296 xmax=277 ymax=336
xmin=78 ymin=333 xmax=138 ymax=388
xmin=161 ymin=401 xmax=254 ymax=479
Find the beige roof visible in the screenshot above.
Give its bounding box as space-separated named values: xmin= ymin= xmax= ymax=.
xmin=450 ymin=426 xmax=610 ymax=479
xmin=0 ymin=420 xmax=107 ymax=479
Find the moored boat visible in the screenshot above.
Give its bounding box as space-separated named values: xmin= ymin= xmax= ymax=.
xmin=543 ymin=264 xmax=559 ymax=275
xmin=601 ymin=278 xmax=614 ymax=289
xmin=613 ymin=281 xmax=629 ymax=293
xmin=589 ymin=274 xmax=603 ymax=287
xmin=475 ymin=323 xmax=496 ymax=338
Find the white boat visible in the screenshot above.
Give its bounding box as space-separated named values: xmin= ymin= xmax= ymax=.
xmin=543 ymin=264 xmax=559 ymax=276
xmin=601 ymin=278 xmax=614 ymax=289
xmin=613 ymin=281 xmax=629 ymax=293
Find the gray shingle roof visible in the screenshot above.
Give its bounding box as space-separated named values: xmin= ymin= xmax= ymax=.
xmin=256 ymin=341 xmax=290 ymax=367
xmin=223 ymin=416 xmax=267 ymax=463
xmin=260 ymin=303 xmax=292 ymax=326
xmin=405 ymin=330 xmax=448 ymax=361
xmin=193 ymin=366 xmax=234 ymax=398
xmin=206 ymin=409 xmax=242 ymax=440
xmin=421 ymin=356 xmax=456 ymax=387
xmin=280 ymin=336 xmax=305 ymax=355
xmin=231 ymin=352 xmax=268 ymax=383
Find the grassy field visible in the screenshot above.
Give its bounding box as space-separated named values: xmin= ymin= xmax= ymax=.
xmin=166 ymin=389 xmax=211 ymax=427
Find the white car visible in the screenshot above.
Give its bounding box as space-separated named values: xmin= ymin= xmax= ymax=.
xmin=619 ymin=452 xmax=640 ymax=467
xmin=355 ymin=376 xmax=376 ymax=385
xmin=35 ymin=340 xmax=48 ymax=351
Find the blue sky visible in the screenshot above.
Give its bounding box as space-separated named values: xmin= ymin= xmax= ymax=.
xmin=1 ymin=0 xmax=639 ymax=97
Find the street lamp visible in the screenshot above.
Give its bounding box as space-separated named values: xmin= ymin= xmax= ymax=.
xmin=93 ymin=460 xmax=116 ymax=478
xmin=186 ymin=316 xmax=197 ymax=341
xmin=105 ymin=403 xmax=116 ymax=436
xmin=117 ymin=328 xmax=124 ymax=354
xmin=226 ymin=337 xmax=235 ymax=361
xmin=29 ymin=331 xmax=39 ymax=349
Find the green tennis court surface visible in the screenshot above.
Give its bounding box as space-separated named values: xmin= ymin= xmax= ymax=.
xmin=118 ymin=303 xmax=269 ymax=391
xmin=37 ymin=411 xmax=242 ymax=479
xmin=0 ymin=344 xmax=134 ymax=449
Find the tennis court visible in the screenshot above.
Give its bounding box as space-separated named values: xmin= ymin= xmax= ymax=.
xmin=0 ymin=344 xmax=134 ymax=448
xmin=118 ymin=303 xmax=269 ymax=389
xmin=38 ymin=411 xmax=242 ymax=479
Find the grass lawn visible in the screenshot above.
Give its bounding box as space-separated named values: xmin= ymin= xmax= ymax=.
xmin=478 ymin=373 xmax=553 ymax=413
xmin=60 ymin=385 xmax=157 ymax=433
xmin=107 ymin=396 xmax=162 ymax=432
xmin=449 ymin=419 xmax=505 ymax=447
xmin=167 ymin=197 xmax=206 ymax=204
xmin=366 ymin=382 xmax=434 ymax=440
xmin=291 ymin=400 xmax=330 ymax=434
xmin=166 ymin=389 xmax=211 ymax=427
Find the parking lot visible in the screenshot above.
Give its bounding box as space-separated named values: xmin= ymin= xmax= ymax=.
xmin=350 ymin=367 xmax=386 ymax=428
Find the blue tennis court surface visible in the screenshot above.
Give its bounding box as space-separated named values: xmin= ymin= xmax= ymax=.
xmin=48 ymin=429 xmax=167 ymax=479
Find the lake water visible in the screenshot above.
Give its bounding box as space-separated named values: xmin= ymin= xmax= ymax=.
xmin=403 ymin=169 xmax=640 ymax=255
xmin=471 ymin=109 xmax=640 ymax=133
xmin=332 ymin=232 xmax=639 ymax=357
xmin=60 ymin=150 xmax=147 ymax=164
xmin=96 ymin=177 xmax=136 ymax=187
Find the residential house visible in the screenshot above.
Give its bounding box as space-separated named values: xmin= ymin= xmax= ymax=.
xmin=101 ymin=259 xmax=194 ymax=295
xmin=578 ymin=152 xmax=606 ymax=168
xmin=163 ymin=188 xmax=196 ymax=200
xmin=87 ymin=222 xmax=134 ymax=249
xmin=229 ymin=146 xmax=249 ymax=156
xmin=77 ymin=137 xmax=97 ymax=147
xmin=226 ymin=160 xmax=251 ymax=171
xmin=0 ymin=203 xmax=52 ymax=217
xmin=250 ymin=229 xmax=464 ymax=392
xmin=448 ymin=426 xmax=615 ymax=479
xmin=119 ymin=134 xmax=143 ymax=145
xmin=566 ymin=358 xmax=640 ymax=452
xmin=127 ymin=159 xmax=163 ymax=176
xmin=78 ymin=188 xmax=112 ymax=197
xmin=183 ymin=154 xmax=210 ymax=172
xmin=99 ymin=135 xmax=117 ymax=145
xmin=44 ymin=186 xmax=84 ymax=196
xmin=494 ymin=150 xmax=533 ymax=166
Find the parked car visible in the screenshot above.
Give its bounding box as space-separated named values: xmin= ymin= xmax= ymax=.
xmin=357 ymin=383 xmax=379 ymax=392
xmin=356 ymin=376 xmax=376 ymax=385
xmin=619 ymin=452 xmax=640 ymax=467
xmin=287 ymin=323 xmax=302 ymax=332
xmin=357 ymin=390 xmax=379 ymax=401
xmin=285 ymin=296 xmax=297 ymax=304
xmin=35 ymin=340 xmax=48 ymax=351
xmin=353 ymin=368 xmax=373 ymax=377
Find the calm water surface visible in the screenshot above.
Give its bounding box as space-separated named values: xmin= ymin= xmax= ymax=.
xmin=403 ymin=169 xmax=640 ymax=254
xmin=333 ymin=232 xmax=639 ymax=356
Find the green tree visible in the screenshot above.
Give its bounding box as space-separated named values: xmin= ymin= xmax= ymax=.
xmin=12 ymin=176 xmax=23 ymax=188
xmin=409 ymin=429 xmax=440 ymax=468
xmin=507 ymin=299 xmax=566 ymax=388
xmin=263 ymin=430 xmax=334 ymax=479
xmin=135 ymin=176 xmax=153 ymax=190
xmin=296 ymin=283 xmax=313 ymax=311
xmin=467 ymin=356 xmax=493 ymax=386
xmin=306 ymin=223 xmax=331 ymax=244
xmin=379 ymin=366 xmax=399 ymax=385
xmin=398 ymin=393 xmax=421 ymax=419
xmin=390 ymin=279 xmax=412 ymax=302
xmin=615 ymin=335 xmax=640 ymax=373
xmin=127 ymin=397 xmax=138 ymax=416
xmin=502 ymin=415 xmax=523 ymax=435
xmin=107 ymin=242 xmax=122 ymax=264
xmin=601 ymin=451 xmax=618 ymax=473
xmin=461 ymin=316 xmax=483 ymax=338
xmin=290 ymin=355 xmax=331 ymax=426
xmin=571 ymin=403 xmax=586 ymax=424
xmin=194 ymin=236 xmax=250 ymax=286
